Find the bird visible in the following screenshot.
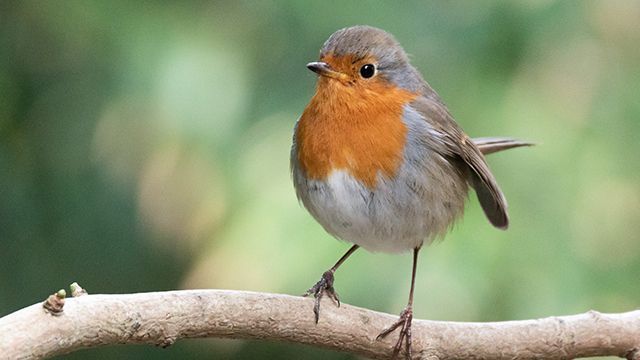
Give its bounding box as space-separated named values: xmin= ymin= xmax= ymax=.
xmin=290 ymin=25 xmax=531 ymax=358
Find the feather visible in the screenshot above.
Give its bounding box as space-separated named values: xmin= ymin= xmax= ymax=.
xmin=473 ymin=137 xmax=534 ymax=155
xmin=410 ymin=96 xmax=510 ymax=229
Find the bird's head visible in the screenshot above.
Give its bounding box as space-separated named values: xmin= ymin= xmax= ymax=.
xmin=307 ymin=25 xmax=424 ymax=94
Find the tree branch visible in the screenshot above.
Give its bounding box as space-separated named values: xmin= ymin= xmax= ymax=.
xmin=1 ymin=289 xmax=638 ymax=359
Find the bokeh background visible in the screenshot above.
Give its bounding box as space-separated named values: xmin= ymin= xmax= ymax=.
xmin=1 ymin=1 xmax=639 ymax=359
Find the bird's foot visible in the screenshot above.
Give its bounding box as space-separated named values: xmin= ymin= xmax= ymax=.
xmin=376 ymin=306 xmax=413 ymax=359
xmin=303 ymin=270 xmax=340 ymax=323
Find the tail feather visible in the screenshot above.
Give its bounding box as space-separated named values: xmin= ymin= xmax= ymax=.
xmin=473 ymin=137 xmax=534 ymax=155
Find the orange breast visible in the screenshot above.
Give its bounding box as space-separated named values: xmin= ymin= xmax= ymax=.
xmin=296 ymin=79 xmax=418 ymax=188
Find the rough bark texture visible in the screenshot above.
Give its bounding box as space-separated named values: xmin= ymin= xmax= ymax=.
xmin=0 ymin=289 xmax=638 ymax=359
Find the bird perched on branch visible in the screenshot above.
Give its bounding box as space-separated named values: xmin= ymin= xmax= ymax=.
xmin=291 ymin=25 xmax=531 ymax=358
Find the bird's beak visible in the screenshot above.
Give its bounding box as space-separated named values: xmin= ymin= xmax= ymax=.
xmin=306 ymin=61 xmax=349 ymax=81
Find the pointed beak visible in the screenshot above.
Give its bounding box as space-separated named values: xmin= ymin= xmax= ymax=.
xmin=306 ymin=61 xmax=349 ymax=81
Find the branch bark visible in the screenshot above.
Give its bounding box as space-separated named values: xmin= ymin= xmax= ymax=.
xmin=1 ymin=289 xmax=638 ymax=359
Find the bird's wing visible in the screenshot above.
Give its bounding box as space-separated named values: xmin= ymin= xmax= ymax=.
xmin=410 ymin=95 xmax=509 ymax=229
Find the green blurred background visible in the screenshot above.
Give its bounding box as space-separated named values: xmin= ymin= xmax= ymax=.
xmin=1 ymin=1 xmax=639 ymax=359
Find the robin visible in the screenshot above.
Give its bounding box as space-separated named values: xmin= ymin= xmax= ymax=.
xmin=291 ymin=25 xmax=531 ymax=358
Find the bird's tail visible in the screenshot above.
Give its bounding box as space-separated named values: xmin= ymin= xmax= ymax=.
xmin=472 ymin=137 xmax=534 ymax=155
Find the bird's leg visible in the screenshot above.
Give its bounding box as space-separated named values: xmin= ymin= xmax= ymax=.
xmin=303 ymin=244 xmax=359 ymax=323
xmin=377 ymin=247 xmax=420 ymax=359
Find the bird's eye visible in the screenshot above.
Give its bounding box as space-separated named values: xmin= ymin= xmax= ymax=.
xmin=359 ymin=64 xmax=376 ymax=78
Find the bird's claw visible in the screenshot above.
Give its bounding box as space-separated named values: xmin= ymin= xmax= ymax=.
xmin=303 ymin=270 xmax=340 ymax=323
xmin=376 ymin=306 xmax=413 ymax=359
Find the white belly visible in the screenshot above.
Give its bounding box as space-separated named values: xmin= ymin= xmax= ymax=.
xmin=293 ymin=161 xmax=465 ymax=253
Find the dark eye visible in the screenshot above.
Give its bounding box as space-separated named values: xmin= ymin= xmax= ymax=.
xmin=359 ymin=64 xmax=376 ymax=78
